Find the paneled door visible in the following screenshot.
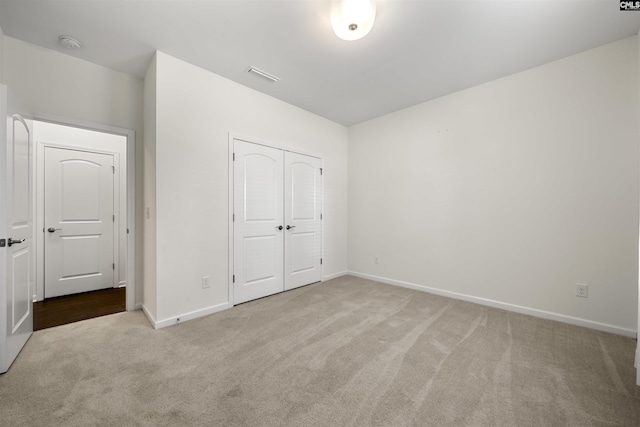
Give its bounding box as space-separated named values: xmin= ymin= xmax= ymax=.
xmin=233 ymin=139 xmax=322 ymax=305
xmin=0 ymin=86 xmax=33 ymax=374
xmin=233 ymin=141 xmax=284 ymax=304
xmin=44 ymin=147 xmax=115 ymax=298
xmin=284 ymin=151 xmax=322 ymax=290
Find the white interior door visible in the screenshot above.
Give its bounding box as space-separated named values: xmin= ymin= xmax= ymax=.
xmin=44 ymin=147 xmax=115 ymax=298
xmin=0 ymin=86 xmax=33 ymax=373
xmin=233 ymin=140 xmax=284 ymax=304
xmin=284 ymin=151 xmax=322 ymax=290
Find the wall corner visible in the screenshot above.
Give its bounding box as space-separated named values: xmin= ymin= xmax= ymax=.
xmin=143 ymin=52 xmax=158 ymax=322
xmin=636 ymin=31 xmax=640 ymax=386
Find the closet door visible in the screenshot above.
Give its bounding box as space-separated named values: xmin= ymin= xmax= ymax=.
xmin=284 ymin=152 xmax=322 ymax=290
xmin=233 ymin=141 xmax=284 ymax=304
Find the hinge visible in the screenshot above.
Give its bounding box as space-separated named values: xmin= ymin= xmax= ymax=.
xmin=0 ymin=239 xmax=5 ymax=248
xmin=233 ymin=153 xmax=235 ymax=161
xmin=320 ymin=213 xmax=323 ymax=220
xmin=233 ymin=274 xmax=235 ymax=283
xmin=112 ymin=166 xmax=116 ymax=174
xmin=320 ymin=258 xmax=323 ymax=265
xmin=233 ymin=213 xmax=235 ymax=222
xmin=320 ymin=168 xmax=323 ymax=175
xmin=112 ymin=263 xmax=115 ymax=270
xmin=113 ymin=215 xmax=115 ymax=222
xmin=127 ymin=228 xmax=130 ymax=234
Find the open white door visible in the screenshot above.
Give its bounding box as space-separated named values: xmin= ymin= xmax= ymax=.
xmin=0 ymin=85 xmax=33 ymax=373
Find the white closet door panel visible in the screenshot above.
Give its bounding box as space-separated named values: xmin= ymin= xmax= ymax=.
xmin=284 ymin=151 xmax=322 ymax=290
xmin=244 ymin=235 xmax=279 ymax=283
xmin=233 ymin=140 xmax=284 ymax=304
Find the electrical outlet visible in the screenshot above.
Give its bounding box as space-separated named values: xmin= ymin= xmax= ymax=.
xmin=576 ymin=284 xmax=588 ymax=298
xmin=202 ymin=276 xmax=210 ymax=289
xmin=374 ymin=256 xmax=379 ymax=264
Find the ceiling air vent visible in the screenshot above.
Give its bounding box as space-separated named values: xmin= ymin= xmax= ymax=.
xmin=247 ymin=66 xmax=280 ymax=83
xmin=58 ymin=35 xmax=82 ymax=49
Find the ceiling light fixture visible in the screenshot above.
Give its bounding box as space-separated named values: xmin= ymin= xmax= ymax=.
xmin=58 ymin=35 xmax=82 ymax=49
xmin=247 ymin=66 xmax=280 ymax=83
xmin=330 ymin=0 xmax=376 ymax=41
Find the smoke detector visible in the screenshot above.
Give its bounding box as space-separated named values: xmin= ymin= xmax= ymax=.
xmin=58 ymin=35 xmax=82 ymax=49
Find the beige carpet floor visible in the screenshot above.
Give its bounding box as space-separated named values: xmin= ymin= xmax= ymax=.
xmin=1 ymin=275 xmax=639 ymax=426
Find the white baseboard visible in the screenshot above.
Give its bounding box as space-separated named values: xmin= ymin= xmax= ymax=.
xmin=151 ymin=302 xmax=231 ymax=330
xmin=349 ymin=271 xmax=637 ymax=338
xmin=141 ymin=304 xmax=157 ymax=328
xmin=323 ymin=270 xmax=349 ymax=281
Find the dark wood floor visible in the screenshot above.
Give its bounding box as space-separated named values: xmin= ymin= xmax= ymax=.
xmin=33 ymin=287 xmax=126 ymax=331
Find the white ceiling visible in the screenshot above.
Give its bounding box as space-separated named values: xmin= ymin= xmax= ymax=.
xmin=1 ymin=0 xmax=639 ymax=126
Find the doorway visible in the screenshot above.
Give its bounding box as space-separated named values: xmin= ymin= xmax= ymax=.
xmin=32 ymin=120 xmax=135 ymax=328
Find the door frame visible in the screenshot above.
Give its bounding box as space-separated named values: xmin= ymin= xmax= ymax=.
xmin=33 ymin=116 xmax=136 ymax=311
xmin=227 ymin=133 xmax=323 ymax=306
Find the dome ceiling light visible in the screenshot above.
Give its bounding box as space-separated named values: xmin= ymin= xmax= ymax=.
xmin=330 ymin=0 xmax=377 ymax=41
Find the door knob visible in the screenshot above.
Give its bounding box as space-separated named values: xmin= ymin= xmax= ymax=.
xmin=286 ymin=225 xmax=296 ymax=230
xmin=8 ymin=238 xmax=25 ymax=247
xmin=48 ymin=227 xmax=62 ymax=233
xmin=276 ymin=225 xmax=283 ymax=231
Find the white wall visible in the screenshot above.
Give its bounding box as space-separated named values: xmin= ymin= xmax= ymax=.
xmin=148 ymin=52 xmax=348 ymax=324
xmin=3 ymin=37 xmax=145 ymax=305
xmin=349 ymin=36 xmax=639 ymax=334
xmin=0 ymin=24 xmax=5 ymax=84
xmin=143 ymin=54 xmax=157 ymax=321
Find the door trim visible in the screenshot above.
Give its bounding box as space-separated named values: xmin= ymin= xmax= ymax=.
xmin=33 ymin=116 xmax=136 ymax=311
xmin=227 ymin=133 xmax=323 ymax=307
